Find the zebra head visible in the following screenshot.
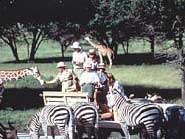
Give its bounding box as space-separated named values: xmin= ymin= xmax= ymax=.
xmin=0 ymin=122 xmax=18 ymax=139
xmin=107 ymin=89 xmax=118 ymax=108
xmin=27 ymin=112 xmax=41 ymax=139
xmin=107 ymin=89 xmax=128 ymax=108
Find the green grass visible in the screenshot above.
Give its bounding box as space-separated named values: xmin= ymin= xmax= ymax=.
xmin=0 ymin=40 xmax=72 ymax=63
xmin=0 ymin=39 xmax=152 ymax=63
xmin=0 ymin=63 xmax=181 ymax=89
xmin=108 ymin=64 xmax=180 ymax=89
xmin=0 ymin=108 xmax=39 ymax=132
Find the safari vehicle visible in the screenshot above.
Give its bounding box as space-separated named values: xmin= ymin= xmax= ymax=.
xmin=42 ymin=91 xmax=131 ymax=138
xmin=42 ymin=91 xmax=185 ymax=139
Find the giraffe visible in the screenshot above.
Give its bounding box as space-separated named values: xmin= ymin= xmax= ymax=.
xmin=0 ymin=66 xmax=44 ymax=101
xmin=85 ymin=36 xmax=114 ymax=68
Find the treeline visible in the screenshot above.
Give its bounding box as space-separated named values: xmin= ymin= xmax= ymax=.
xmin=0 ymin=0 xmax=185 ymax=97
xmin=0 ymin=0 xmax=184 ymax=61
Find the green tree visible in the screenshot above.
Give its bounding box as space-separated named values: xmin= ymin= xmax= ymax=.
xmin=88 ymin=0 xmax=162 ymax=56
xmin=0 ymin=23 xmax=21 ymax=62
xmin=49 ymin=22 xmax=86 ymax=57
xmin=17 ymin=22 xmax=49 ymax=62
xmin=161 ymin=0 xmax=185 ymax=99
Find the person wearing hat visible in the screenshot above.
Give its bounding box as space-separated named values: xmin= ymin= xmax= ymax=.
xmin=97 ymin=62 xmax=107 ymax=86
xmin=96 ymin=62 xmax=109 ymax=101
xmin=79 ymin=62 xmax=100 ymax=102
xmin=71 ymin=41 xmax=88 ymax=78
xmin=84 ymin=48 xmax=99 ymax=71
xmin=42 ymin=61 xmax=78 ymax=92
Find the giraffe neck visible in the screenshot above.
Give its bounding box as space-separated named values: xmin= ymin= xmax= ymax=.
xmin=86 ymin=39 xmax=97 ymax=48
xmin=0 ymin=68 xmax=34 ymax=83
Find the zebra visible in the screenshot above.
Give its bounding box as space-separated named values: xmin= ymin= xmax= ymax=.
xmin=0 ymin=122 xmax=18 ymax=139
xmin=107 ymin=89 xmax=164 ymax=139
xmin=72 ymin=102 xmax=99 ymax=139
xmin=27 ymin=105 xmax=75 ymax=139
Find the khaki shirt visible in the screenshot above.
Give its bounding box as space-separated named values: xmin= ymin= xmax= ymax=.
xmin=46 ymin=69 xmax=77 ymax=92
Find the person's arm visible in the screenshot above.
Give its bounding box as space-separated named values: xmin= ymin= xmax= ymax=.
xmin=79 ymin=73 xmax=85 ymax=86
xmin=72 ymin=52 xmax=76 ymax=65
xmin=93 ymin=90 xmax=98 ymax=107
xmin=45 ymin=74 xmax=60 ymax=84
xmin=84 ymin=52 xmax=88 ymax=62
xmin=71 ymin=69 xmax=78 ymax=81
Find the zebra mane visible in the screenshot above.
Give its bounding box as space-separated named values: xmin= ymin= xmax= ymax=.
xmin=113 ymin=89 xmax=132 ymax=104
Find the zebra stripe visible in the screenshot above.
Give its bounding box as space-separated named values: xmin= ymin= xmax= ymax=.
xmin=27 ymin=105 xmax=74 ymax=139
xmin=109 ymin=89 xmax=163 ymax=139
xmin=72 ymin=102 xmax=99 ymax=139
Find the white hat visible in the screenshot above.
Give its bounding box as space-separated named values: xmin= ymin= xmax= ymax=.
xmin=98 ymin=63 xmax=105 ymax=69
xmin=88 ymin=49 xmax=96 ymax=55
xmin=56 ymin=62 xmax=67 ymax=68
xmin=71 ymin=42 xmax=81 ymax=49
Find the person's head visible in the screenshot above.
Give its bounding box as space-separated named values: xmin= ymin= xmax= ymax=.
xmin=71 ymin=41 xmax=81 ymax=52
xmin=56 ymin=61 xmax=67 ymax=72
xmin=84 ymin=63 xmax=92 ymax=72
xmin=97 ymin=62 xmax=106 ymax=72
xmin=88 ymin=49 xmax=96 ymax=59
xmin=107 ymin=73 xmax=115 ymax=86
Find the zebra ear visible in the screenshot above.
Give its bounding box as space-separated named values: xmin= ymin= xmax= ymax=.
xmin=113 ymin=89 xmax=119 ymax=94
xmin=8 ymin=121 xmax=15 ymax=130
xmin=0 ymin=123 xmax=6 ymax=130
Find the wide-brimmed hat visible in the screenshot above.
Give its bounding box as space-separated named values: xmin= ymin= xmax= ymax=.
xmin=98 ymin=63 xmax=105 ymax=69
xmin=70 ymin=42 xmax=81 ymax=49
xmin=88 ymin=49 xmax=96 ymax=55
xmin=56 ymin=62 xmax=67 ymax=68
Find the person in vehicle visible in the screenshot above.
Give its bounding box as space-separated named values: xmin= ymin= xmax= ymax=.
xmin=79 ymin=62 xmax=100 ymax=102
xmin=41 ymin=61 xmax=78 ymax=92
xmin=71 ymin=41 xmax=88 ymax=78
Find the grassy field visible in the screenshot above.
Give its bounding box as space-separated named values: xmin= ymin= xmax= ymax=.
xmin=0 ymin=108 xmax=38 ymax=132
xmin=0 ymin=39 xmax=153 ymax=63
xmin=0 ymin=38 xmax=179 ymax=88
xmin=0 ymin=63 xmax=181 ymax=89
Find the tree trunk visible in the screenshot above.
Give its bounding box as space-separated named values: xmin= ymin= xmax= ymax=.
xmin=150 ymin=36 xmax=155 ymax=58
xmin=0 ymin=36 xmax=20 ymax=62
xmin=28 ymin=30 xmax=43 ymax=63
xmin=29 ymin=40 xmax=36 ymax=62
xmin=126 ymin=40 xmax=129 ymax=54
xmin=9 ymin=42 xmax=20 ymax=62
xmin=60 ymin=41 xmax=64 ymax=58
xmin=29 ymin=50 xmax=35 ymax=63
xmin=180 ymin=66 xmax=185 ymax=99
xmin=177 ymin=34 xmax=185 ymax=99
